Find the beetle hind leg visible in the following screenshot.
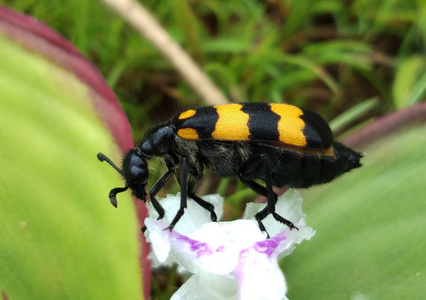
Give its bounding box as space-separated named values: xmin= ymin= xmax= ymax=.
xmin=262 ymin=154 xmax=299 ymax=232
xmin=240 ymin=154 xmax=298 ymax=235
xmin=243 ymin=178 xmax=299 ymax=235
xmin=270 ymin=211 xmax=299 ymax=230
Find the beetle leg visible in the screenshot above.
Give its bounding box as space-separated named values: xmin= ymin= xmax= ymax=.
xmin=148 ymin=169 xmax=174 ymax=220
xmin=240 ymin=154 xmax=298 ymax=235
xmin=168 ymin=157 xmax=189 ymax=231
xmin=261 ymin=154 xmax=299 ymax=231
xmin=190 ymin=193 xmax=218 ymax=222
xmin=238 ymin=177 xmax=271 ymax=235
xmin=148 ymin=155 xmax=176 ymax=220
xmin=185 ymin=176 xmax=218 ymax=222
xmin=141 ymin=165 xmax=174 ymax=232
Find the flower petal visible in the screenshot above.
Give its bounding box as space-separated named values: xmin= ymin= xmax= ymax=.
xmin=236 ymin=245 xmax=288 ymax=300
xmin=145 ymin=191 xmax=314 ymax=300
xmin=244 ymin=189 xmax=315 ymax=249
xmin=147 ymin=193 xmax=224 ymax=235
xmin=170 ymin=275 xmax=236 ymax=300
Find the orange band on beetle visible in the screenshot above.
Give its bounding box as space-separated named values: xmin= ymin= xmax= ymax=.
xmin=212 ymin=104 xmax=250 ymax=140
xmin=270 ymin=104 xmax=307 ymax=146
xmin=178 ymin=109 xmax=197 ymax=120
xmin=177 ymin=128 xmax=199 ymax=140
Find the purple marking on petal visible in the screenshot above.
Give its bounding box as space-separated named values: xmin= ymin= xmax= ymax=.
xmin=253 ymin=230 xmax=290 ymax=256
xmin=237 ymin=248 xmax=250 ymax=266
xmin=254 ymin=239 xmax=279 ymax=256
xmin=235 ymin=248 xmax=249 ymax=280
xmin=175 ymin=233 xmax=213 ymax=257
xmin=216 ymin=245 xmax=226 ymax=253
xmin=273 ymin=228 xmax=290 ymax=242
xmin=189 ymin=240 xmax=213 ymax=257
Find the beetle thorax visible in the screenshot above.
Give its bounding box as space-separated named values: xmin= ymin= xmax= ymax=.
xmin=138 ymin=124 xmax=175 ymax=157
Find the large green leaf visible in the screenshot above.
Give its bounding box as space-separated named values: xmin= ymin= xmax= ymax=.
xmin=284 ymin=123 xmax=426 ymax=299
xmin=0 ymin=10 xmax=146 ymax=300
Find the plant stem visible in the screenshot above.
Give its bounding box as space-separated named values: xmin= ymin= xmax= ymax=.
xmin=99 ymin=0 xmax=229 ymax=105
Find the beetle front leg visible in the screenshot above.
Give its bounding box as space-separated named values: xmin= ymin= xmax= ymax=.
xmin=148 ymin=169 xmax=174 ymax=219
xmin=148 ymin=155 xmax=176 ymax=219
xmin=167 ymin=157 xmax=189 ymax=231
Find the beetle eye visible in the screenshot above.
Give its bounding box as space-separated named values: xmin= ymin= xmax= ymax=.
xmin=122 ymin=149 xmax=149 ymax=185
xmin=130 ymin=165 xmax=148 ymax=185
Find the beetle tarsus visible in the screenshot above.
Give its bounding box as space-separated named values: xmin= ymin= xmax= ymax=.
xmin=272 ymin=212 xmax=299 ymax=231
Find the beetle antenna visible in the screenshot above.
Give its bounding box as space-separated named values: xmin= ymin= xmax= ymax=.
xmin=108 ymin=186 xmax=129 ymax=208
xmin=97 ymin=152 xmax=124 ymax=176
xmin=98 ymin=152 xmax=129 ymax=207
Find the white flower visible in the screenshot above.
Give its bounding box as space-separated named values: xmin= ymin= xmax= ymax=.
xmin=145 ymin=190 xmax=315 ymax=300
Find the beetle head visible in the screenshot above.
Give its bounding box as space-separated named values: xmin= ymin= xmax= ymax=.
xmin=97 ymin=150 xmax=149 ymax=207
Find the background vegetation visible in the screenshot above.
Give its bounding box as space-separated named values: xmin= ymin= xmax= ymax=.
xmin=1 ymin=0 xmax=425 ymax=299
xmin=4 ymin=0 xmax=424 ymax=128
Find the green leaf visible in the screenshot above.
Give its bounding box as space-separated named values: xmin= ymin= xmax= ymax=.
xmin=284 ymin=124 xmax=426 ymax=299
xmin=0 ymin=24 xmax=144 ymax=300
xmin=329 ymin=98 xmax=378 ymax=133
xmin=303 ymin=40 xmax=372 ymax=71
xmin=393 ymin=56 xmax=426 ymax=108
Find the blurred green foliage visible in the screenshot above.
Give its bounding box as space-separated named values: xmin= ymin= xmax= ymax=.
xmin=1 ymin=0 xmax=425 ymax=133
xmin=1 ymin=1 xmax=425 ymax=299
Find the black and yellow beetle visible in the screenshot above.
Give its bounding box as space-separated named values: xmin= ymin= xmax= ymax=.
xmin=98 ymin=102 xmax=362 ymax=233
